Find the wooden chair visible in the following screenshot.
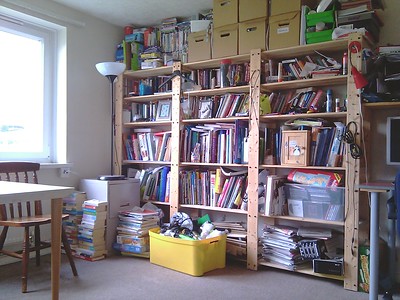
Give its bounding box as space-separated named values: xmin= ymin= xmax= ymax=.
xmin=0 ymin=162 xmax=77 ymax=293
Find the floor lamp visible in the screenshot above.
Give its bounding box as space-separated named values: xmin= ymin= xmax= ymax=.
xmin=95 ymin=61 xmax=126 ymax=176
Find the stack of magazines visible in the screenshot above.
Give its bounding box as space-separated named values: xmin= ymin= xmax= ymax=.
xmin=260 ymin=225 xmax=308 ymax=270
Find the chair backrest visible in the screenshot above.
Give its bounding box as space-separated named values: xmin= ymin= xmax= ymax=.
xmin=0 ymin=162 xmax=40 ymax=184
xmin=0 ymin=162 xmax=42 ymax=220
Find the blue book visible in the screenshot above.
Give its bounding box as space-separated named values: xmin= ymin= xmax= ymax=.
xmin=158 ymin=166 xmax=170 ymax=202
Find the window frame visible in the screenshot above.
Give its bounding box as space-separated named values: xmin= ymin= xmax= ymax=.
xmin=0 ymin=11 xmax=61 ymax=163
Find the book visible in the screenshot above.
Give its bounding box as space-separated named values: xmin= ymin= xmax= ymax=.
xmin=265 ymin=175 xmax=287 ymax=216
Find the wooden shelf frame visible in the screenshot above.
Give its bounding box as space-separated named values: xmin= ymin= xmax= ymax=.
xmin=115 ymin=34 xmax=365 ymax=291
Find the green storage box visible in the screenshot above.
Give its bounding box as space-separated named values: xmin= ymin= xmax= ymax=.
xmin=306 ymin=29 xmax=334 ymax=44
xmin=306 ymin=10 xmax=335 ymax=27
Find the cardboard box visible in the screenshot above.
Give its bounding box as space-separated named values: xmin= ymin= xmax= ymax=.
xmin=212 ymin=23 xmax=238 ymax=58
xmin=213 ymin=0 xmax=238 ymax=28
xmin=238 ymin=17 xmax=267 ymax=54
xmin=270 ymin=0 xmax=318 ymax=16
xmin=149 ymin=229 xmax=227 ymax=276
xmin=188 ymin=30 xmax=211 ymax=62
xmin=239 ymin=0 xmax=268 ymax=22
xmin=269 ymin=11 xmax=301 ymax=50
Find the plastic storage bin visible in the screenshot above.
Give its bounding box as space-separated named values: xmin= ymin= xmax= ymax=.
xmin=149 ymin=228 xmax=227 ymax=276
xmin=285 ymin=183 xmax=344 ymax=221
xmin=306 ymin=9 xmax=335 ymax=44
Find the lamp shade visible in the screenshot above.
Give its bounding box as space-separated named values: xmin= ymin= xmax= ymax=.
xmin=351 ymin=66 xmax=368 ymax=89
xmin=95 ymin=62 xmax=126 ymax=77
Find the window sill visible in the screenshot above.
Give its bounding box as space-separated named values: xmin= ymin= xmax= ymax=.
xmin=40 ymin=163 xmax=72 ymax=169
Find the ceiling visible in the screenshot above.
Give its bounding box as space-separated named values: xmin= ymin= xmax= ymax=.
xmin=53 ymin=0 xmax=213 ymax=27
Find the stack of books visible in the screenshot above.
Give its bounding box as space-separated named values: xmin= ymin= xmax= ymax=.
xmin=62 ymin=192 xmax=87 ymax=251
xmin=75 ymin=199 xmax=108 ymax=261
xmin=113 ymin=207 xmax=160 ymax=258
xmin=260 ymin=225 xmax=308 ymax=270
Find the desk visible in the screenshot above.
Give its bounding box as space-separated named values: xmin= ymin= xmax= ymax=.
xmin=358 ymin=182 xmax=394 ymax=300
xmin=0 ymin=181 xmax=74 ymax=300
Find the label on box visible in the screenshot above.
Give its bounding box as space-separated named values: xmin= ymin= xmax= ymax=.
xmin=277 ymin=27 xmax=290 ymax=34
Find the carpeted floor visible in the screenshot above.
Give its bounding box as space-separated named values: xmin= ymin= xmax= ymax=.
xmin=0 ymin=254 xmax=398 ymax=300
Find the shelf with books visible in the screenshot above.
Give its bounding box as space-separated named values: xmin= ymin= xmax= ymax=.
xmin=114 ymin=34 xmax=366 ymax=291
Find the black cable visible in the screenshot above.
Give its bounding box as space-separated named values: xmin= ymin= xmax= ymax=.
xmin=343 ymin=121 xmax=362 ymax=159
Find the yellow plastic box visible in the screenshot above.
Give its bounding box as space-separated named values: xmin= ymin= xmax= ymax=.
xmin=149 ymin=228 xmax=227 ymax=276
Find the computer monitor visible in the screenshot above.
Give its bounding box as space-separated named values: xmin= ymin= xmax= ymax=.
xmin=386 ymin=116 xmax=400 ymax=165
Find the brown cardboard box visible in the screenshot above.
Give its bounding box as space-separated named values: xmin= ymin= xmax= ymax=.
xmin=270 ymin=0 xmax=318 ymax=16
xmin=212 ymin=23 xmax=238 ymax=58
xmin=268 ymin=11 xmax=300 ymax=50
xmin=239 ymin=17 xmax=267 ymax=54
xmin=213 ymin=0 xmax=238 ymax=28
xmin=188 ymin=30 xmax=211 ymax=62
xmin=239 ymin=0 xmax=268 ymax=22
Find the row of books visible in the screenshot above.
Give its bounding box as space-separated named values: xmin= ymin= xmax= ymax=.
xmin=179 ymin=168 xmax=247 ymax=210
xmin=124 ymin=129 xmax=172 ymax=162
xmin=263 ymin=52 xmax=343 ymax=83
xmin=188 ymin=63 xmax=250 ymax=90
xmin=74 ymin=199 xmax=108 ymax=261
xmin=113 ymin=207 xmax=160 ymax=257
xmin=181 ymin=120 xmax=248 ymax=164
xmin=267 ymin=88 xmax=327 ymax=115
xmin=139 ymin=166 xmax=171 ymax=202
xmin=182 ymin=93 xmax=249 ymax=120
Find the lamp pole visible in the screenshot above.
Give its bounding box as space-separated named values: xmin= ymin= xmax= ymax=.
xmin=95 ymin=61 xmax=125 ymax=176
xmin=106 ymin=75 xmax=117 ymax=175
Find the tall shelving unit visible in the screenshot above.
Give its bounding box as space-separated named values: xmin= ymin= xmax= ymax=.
xmin=115 ymin=33 xmax=367 ymax=291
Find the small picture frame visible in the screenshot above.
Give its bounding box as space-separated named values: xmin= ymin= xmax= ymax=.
xmin=156 ymin=100 xmax=172 ymax=121
xmin=198 ymin=98 xmax=213 ymax=119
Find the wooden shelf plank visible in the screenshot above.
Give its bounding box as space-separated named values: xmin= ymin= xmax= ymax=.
xmin=179 ymin=204 xmax=248 ymax=214
xmin=258 ymin=260 xmax=344 ymax=281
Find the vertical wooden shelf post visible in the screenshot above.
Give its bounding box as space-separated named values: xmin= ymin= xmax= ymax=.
xmin=247 ymin=49 xmax=262 ymax=270
xmin=169 ymin=61 xmax=182 ymax=216
xmin=343 ymin=33 xmax=364 ymax=291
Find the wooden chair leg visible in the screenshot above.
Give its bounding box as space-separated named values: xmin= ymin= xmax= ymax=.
xmin=22 ymin=227 xmax=30 ymax=293
xmin=34 ymin=225 xmax=40 ymax=266
xmin=0 ymin=226 xmax=9 ymax=250
xmin=61 ymin=227 xmax=78 ymax=276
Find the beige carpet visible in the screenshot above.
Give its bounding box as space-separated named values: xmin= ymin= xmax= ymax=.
xmin=0 ymin=254 xmax=396 ymax=300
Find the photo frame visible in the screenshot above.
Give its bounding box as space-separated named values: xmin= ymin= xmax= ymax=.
xmin=156 ymin=99 xmax=172 ymax=121
xmin=198 ymin=98 xmax=213 ymax=119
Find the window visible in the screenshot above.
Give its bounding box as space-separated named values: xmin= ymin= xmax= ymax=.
xmin=0 ymin=10 xmax=65 ymax=163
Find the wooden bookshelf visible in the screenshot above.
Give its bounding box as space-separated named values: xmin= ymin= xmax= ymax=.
xmin=115 ymin=34 xmax=365 ymax=291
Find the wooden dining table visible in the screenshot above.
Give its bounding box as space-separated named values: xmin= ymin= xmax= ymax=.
xmin=0 ymin=181 xmax=75 ymax=300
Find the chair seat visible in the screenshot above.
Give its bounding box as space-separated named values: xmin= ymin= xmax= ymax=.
xmin=0 ymin=214 xmax=69 ymax=227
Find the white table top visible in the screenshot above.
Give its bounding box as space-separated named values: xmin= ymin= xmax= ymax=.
xmin=0 ymin=181 xmax=75 ymax=202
